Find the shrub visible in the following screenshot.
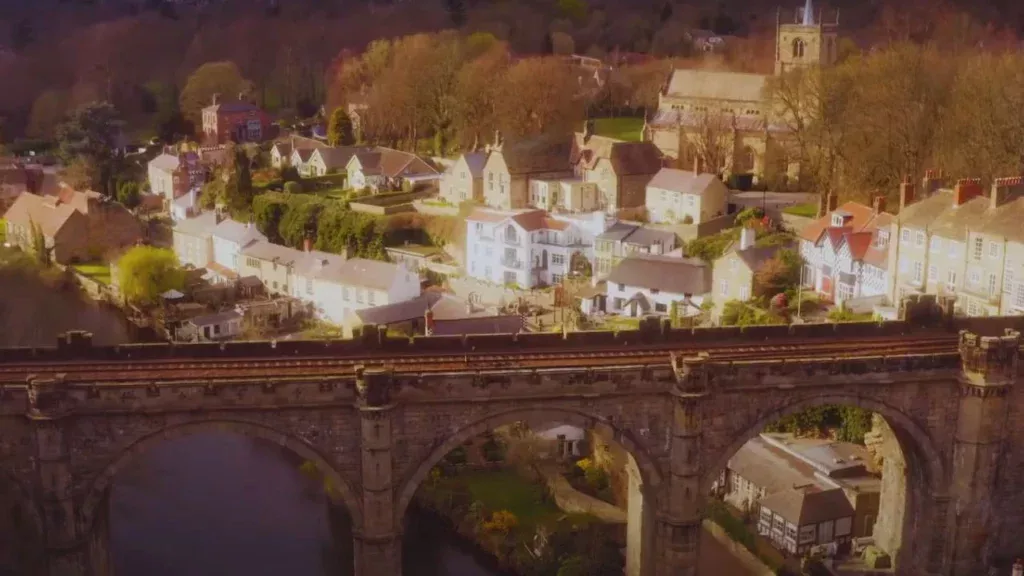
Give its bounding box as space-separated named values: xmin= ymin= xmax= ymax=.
xmin=482 ymin=510 xmax=518 ymax=534
xmin=681 ymin=214 xmax=694 ymax=224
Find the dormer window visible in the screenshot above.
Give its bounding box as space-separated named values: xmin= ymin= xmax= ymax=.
xmin=830 ymin=212 xmax=851 ymax=227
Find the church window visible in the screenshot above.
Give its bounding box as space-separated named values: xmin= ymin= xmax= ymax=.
xmin=792 ymin=38 xmax=806 ymax=58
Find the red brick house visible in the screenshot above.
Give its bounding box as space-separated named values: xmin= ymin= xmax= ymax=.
xmin=201 ymin=95 xmax=271 ymax=144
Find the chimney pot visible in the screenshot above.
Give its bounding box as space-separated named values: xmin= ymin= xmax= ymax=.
xmin=873 ymin=195 xmax=886 ymax=214
xmin=304 ymin=238 xmax=312 ymax=252
xmin=990 ymin=175 xmax=1024 ymax=210
xmin=921 ymin=169 xmax=945 ymax=196
xmin=900 ymin=177 xmax=916 ymax=210
xmin=954 ymin=177 xmax=983 ymax=207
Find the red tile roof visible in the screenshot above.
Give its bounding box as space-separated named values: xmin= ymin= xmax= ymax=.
xmin=798 ymin=201 xmax=892 ymax=243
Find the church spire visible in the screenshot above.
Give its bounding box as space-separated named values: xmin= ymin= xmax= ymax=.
xmin=802 ymin=0 xmax=815 ymax=25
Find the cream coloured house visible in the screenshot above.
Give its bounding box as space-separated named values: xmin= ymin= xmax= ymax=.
xmin=888 ymin=175 xmax=1024 ymax=316
xmin=482 ymin=136 xmax=573 ymax=210
xmin=239 ymin=240 xmax=303 ymax=296
xmin=645 ymin=168 xmax=729 ymax=224
xmin=711 ymin=229 xmax=788 ymax=320
xmin=529 ymin=177 xmax=599 ymax=213
xmin=439 ymin=152 xmax=487 ymax=205
xmin=570 ymin=128 xmax=663 ymax=212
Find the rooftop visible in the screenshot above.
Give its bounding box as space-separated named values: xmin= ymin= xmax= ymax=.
xmin=647 ymin=168 xmax=722 ymax=195
xmin=606 ymin=253 xmax=710 ymax=295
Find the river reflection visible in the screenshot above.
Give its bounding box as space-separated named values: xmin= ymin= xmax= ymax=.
xmin=109 ymin=434 xmax=500 ymax=576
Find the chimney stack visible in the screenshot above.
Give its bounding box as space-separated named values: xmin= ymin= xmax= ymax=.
xmin=921 ymin=169 xmax=944 ymax=196
xmin=424 ymin=307 xmax=435 ymax=336
xmin=817 ymin=192 xmax=838 ymax=217
xmin=212 ymin=93 xmax=220 ymax=106
xmin=953 ymin=178 xmax=983 ymax=207
xmin=739 ymin=227 xmax=756 ymax=251
xmin=990 ymin=176 xmax=1024 ymax=210
xmin=899 ymin=175 xmax=915 ymax=211
xmin=692 ymin=154 xmax=700 ymax=174
xmin=303 ymin=237 xmax=312 ymax=253
xmin=872 ymin=195 xmax=887 ymax=215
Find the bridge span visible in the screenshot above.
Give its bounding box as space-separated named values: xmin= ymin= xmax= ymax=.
xmin=1 ymin=296 xmax=1024 ymax=576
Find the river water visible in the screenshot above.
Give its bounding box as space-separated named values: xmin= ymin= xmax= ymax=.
xmin=109 ymin=434 xmax=500 ymax=576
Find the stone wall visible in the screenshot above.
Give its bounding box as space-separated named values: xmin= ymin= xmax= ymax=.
xmin=865 ymin=414 xmax=906 ymax=558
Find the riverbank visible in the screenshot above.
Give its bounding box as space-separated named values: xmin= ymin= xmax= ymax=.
xmin=415 ymin=466 xmax=624 ymax=576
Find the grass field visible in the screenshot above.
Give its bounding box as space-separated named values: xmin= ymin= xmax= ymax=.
xmin=0 ymin=218 xmax=6 ymax=244
xmin=782 ymin=203 xmax=817 ymax=217
xmin=72 ymin=262 xmax=112 ymax=285
xmin=593 ymin=117 xmax=645 ymax=142
xmin=461 ymin=469 xmax=558 ymax=526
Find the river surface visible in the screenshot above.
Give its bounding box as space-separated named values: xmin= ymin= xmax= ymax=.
xmin=109 ymin=434 xmax=503 ymax=576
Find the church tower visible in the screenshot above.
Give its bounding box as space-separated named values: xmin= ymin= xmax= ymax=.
xmin=774 ymin=0 xmax=839 ymax=75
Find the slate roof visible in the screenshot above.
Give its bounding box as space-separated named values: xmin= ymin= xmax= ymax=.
xmin=212 ymin=219 xmax=267 ymax=247
xmin=308 ymin=257 xmax=411 ymax=291
xmin=732 ymin=243 xmax=786 ymax=270
xmin=465 ymin=208 xmax=511 ymax=224
xmin=272 ymin=142 xmax=293 ymax=157
xmin=572 ymin=134 xmax=663 ymax=176
xmin=240 ymin=241 xmax=304 ymax=266
xmin=350 ymin=148 xmax=438 ymax=178
xmin=173 ymin=211 xmax=219 ymax=237
xmin=983 ymin=197 xmax=1024 ymax=243
xmin=759 ymin=486 xmax=855 ymax=527
xmin=648 ymin=168 xmax=721 ymax=195
xmin=204 ymin=101 xmax=259 ymax=114
xmin=314 ymin=146 xmax=372 ymax=170
xmin=149 ymin=153 xmax=181 ymax=172
xmin=665 ymin=69 xmax=768 ymax=103
xmin=606 ymin=253 xmax=710 ymax=295
xmin=3 ymin=192 xmax=83 ymax=237
xmin=496 ymin=136 xmax=573 ymax=175
xmin=354 ymin=292 xmax=497 ymax=326
xmin=462 ymin=152 xmax=488 ymax=177
xmin=728 ymin=436 xmax=823 ymax=496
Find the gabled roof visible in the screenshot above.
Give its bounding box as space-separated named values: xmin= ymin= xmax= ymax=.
xmin=729 ymin=242 xmax=786 ymax=270
xmin=647 ymin=168 xmax=721 ymax=195
xmin=494 ymin=135 xmax=573 ymax=175
xmin=350 ymin=149 xmax=438 ymax=179
xmin=799 ymin=201 xmax=893 ymax=243
xmin=983 ymin=197 xmax=1024 ymax=244
xmin=313 ymin=146 xmax=372 ymax=170
xmin=148 ymin=153 xmax=181 ymax=172
xmin=212 ymin=219 xmax=267 ymax=247
xmin=173 ymin=211 xmax=219 ymax=237
xmin=204 ymin=101 xmax=259 ymax=114
xmin=460 ymin=152 xmax=488 ymax=177
xmin=353 ymin=292 xmax=498 ymax=326
xmin=293 ymin=149 xmax=315 ymax=163
xmin=465 ymin=208 xmax=511 ymax=224
xmin=333 ymin=258 xmax=412 ymax=291
xmin=571 ymin=134 xmax=663 ymax=177
xmin=271 ymin=142 xmax=293 ymax=157
xmin=240 ymin=241 xmax=304 ymax=266
xmin=759 ymin=486 xmax=855 ymax=527
xmin=2 ymin=192 xmax=84 ymax=237
xmin=607 ymin=253 xmax=710 ymax=295
xmin=665 ymin=69 xmax=768 ymax=104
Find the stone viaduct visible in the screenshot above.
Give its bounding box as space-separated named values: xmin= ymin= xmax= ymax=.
xmin=1 ymin=297 xmax=1024 ymax=576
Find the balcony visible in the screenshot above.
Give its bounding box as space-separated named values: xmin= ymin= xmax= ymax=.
xmin=502 ymin=257 xmax=524 ymax=269
xmin=504 ymin=235 xmax=521 ymax=246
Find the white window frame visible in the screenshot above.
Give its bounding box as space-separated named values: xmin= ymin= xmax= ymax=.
xmin=927 ymin=265 xmax=937 ymax=282
xmin=901 ymin=229 xmax=910 ymax=243
xmin=930 ymin=236 xmax=941 ymax=253
xmin=915 ymin=231 xmax=925 ymax=247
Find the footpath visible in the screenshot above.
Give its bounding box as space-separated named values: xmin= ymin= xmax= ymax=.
xmin=535 ymin=462 xmax=627 ymax=523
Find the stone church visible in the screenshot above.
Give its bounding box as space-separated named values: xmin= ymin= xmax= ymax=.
xmin=644 ymin=0 xmax=838 ymax=188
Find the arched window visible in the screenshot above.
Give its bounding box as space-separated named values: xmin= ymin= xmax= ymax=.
xmin=792 ymin=38 xmax=805 ymax=58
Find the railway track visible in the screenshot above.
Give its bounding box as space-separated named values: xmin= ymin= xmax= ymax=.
xmin=0 ymin=333 xmax=962 ymax=384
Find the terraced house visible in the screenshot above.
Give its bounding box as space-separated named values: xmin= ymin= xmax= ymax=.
xmin=569 ymin=125 xmax=663 ymax=212
xmin=482 ymin=135 xmax=573 ymax=210
xmin=888 ymin=174 xmax=1024 ymax=316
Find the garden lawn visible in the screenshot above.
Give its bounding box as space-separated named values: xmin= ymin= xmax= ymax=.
xmin=460 ymin=469 xmax=561 ymax=527
xmin=593 ymin=117 xmax=645 ymax=142
xmin=782 ymin=203 xmax=817 ymax=217
xmin=73 ymin=262 xmax=111 ymax=285
xmin=0 ymin=218 xmax=5 ymax=244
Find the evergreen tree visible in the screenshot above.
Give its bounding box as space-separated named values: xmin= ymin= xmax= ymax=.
xmin=327 ymin=107 xmax=355 ymax=147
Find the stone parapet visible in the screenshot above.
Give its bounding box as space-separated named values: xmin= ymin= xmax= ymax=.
xmin=694 ymin=353 xmax=962 ymax=389
xmin=3 ymin=315 xmax=1023 ymax=364
xmin=959 ymin=330 xmax=1020 ymax=387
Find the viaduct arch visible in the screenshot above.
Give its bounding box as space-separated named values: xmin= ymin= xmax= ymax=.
xmin=0 ymin=302 xmax=1023 ymax=576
